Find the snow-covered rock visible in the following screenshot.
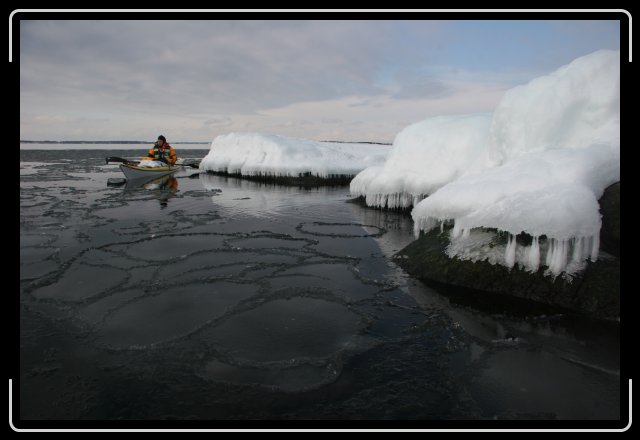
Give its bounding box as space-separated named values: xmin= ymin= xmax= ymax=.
xmin=411 ymin=49 xmax=620 ymax=276
xmin=351 ymin=49 xmax=619 ymax=276
xmin=200 ymin=132 xmax=389 ymax=179
xmin=349 ymin=113 xmax=492 ymax=209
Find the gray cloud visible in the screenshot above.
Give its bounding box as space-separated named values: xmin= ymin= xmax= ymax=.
xmin=21 ymin=20 xmax=395 ymax=114
xmin=19 ymin=18 xmax=620 ymax=142
xmin=203 ymin=116 xmax=232 ymax=127
xmin=20 ymin=20 xmax=415 ymax=140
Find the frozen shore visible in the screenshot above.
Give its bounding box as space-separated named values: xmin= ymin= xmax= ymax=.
xmin=200 ymin=132 xmax=389 ymax=185
xmin=393 ymin=182 xmax=620 ymax=320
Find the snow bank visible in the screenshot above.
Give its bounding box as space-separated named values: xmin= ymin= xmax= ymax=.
xmin=350 ymin=113 xmax=492 ymax=209
xmin=200 ymin=132 xmax=389 ymax=179
xmin=487 ymin=49 xmax=620 ymax=166
xmin=412 ymin=49 xmax=620 ymax=276
xmin=413 ymin=146 xmax=617 ymax=275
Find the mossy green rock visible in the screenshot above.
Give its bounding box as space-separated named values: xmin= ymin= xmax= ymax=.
xmin=394 ymin=229 xmax=619 ymax=319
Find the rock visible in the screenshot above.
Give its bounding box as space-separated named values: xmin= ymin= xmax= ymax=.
xmin=205 ymin=171 xmax=353 ymax=187
xmin=394 ymin=228 xmax=619 ymax=320
xmin=391 ymin=180 xmax=620 ymax=320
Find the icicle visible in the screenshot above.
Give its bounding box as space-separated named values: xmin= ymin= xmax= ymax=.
xmin=440 ymin=220 xmax=444 ymax=233
xmin=590 ymin=234 xmax=600 ymax=261
xmin=549 ymin=239 xmax=568 ymax=275
xmin=450 ymin=221 xmax=462 ymax=240
xmin=553 ymin=240 xmax=567 ymax=275
xmin=549 ymin=239 xmax=559 ymax=274
xmin=558 ymin=239 xmax=568 ymax=273
xmin=571 ymin=236 xmax=583 ymax=263
xmin=386 ymin=194 xmax=394 ymax=209
xmin=401 ymin=194 xmax=408 ymax=208
xmin=413 ymin=221 xmax=422 ymax=239
xmin=414 ymin=217 xmax=438 ymax=238
xmin=527 ymin=236 xmax=540 ymax=272
xmin=505 ymin=234 xmax=516 ymax=268
xmin=545 ymin=238 xmax=554 ymax=268
xmin=365 ymin=194 xmax=374 ymax=207
xmin=582 ymin=236 xmax=591 ymax=259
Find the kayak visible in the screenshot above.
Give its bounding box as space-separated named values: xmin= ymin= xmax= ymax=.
xmin=124 ymin=172 xmax=176 ymax=190
xmin=119 ymin=163 xmax=179 ymax=180
xmin=105 ymin=156 xmax=198 ymax=182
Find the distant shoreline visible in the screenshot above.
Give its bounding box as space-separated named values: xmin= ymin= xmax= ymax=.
xmin=20 ymin=140 xmax=392 ymax=145
xmin=19 ymin=140 xmax=209 ymax=144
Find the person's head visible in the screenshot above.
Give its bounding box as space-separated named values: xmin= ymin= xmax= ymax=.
xmin=157 ymin=135 xmax=166 ymax=146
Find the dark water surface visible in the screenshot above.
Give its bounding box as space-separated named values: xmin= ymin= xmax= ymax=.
xmin=19 ymin=149 xmax=621 ymax=423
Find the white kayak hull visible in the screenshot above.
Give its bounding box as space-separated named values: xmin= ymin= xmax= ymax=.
xmin=119 ymin=163 xmax=179 ymax=180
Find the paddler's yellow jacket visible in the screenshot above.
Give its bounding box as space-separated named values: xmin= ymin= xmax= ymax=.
xmin=144 ymin=143 xmax=177 ymax=165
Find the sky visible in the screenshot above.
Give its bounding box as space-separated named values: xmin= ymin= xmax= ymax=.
xmin=18 ymin=17 xmax=621 ymax=143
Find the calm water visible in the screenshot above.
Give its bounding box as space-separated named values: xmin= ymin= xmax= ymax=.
xmin=19 ymin=148 xmax=621 ymax=423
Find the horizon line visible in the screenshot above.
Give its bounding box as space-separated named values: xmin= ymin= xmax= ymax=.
xmin=19 ymin=139 xmax=393 ymax=145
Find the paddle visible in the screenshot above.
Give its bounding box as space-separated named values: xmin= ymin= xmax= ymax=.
xmin=105 ymin=156 xmax=139 ymax=166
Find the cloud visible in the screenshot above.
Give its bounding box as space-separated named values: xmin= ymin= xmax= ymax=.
xmin=21 ymin=20 xmax=398 ymax=113
xmin=203 ymin=116 xmax=232 ymax=127
xmin=19 ymin=19 xmax=620 ymax=142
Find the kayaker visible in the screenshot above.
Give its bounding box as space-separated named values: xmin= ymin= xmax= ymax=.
xmin=144 ymin=135 xmax=177 ymax=165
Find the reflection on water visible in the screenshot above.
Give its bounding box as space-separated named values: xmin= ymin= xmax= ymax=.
xmin=200 ymin=173 xmax=357 ymax=222
xmin=124 ymin=174 xmax=179 ymax=208
xmin=19 ymin=150 xmax=621 ymax=422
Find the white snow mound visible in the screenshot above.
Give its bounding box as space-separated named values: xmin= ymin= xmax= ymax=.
xmin=411 ymin=49 xmax=620 ymax=276
xmin=350 ymin=113 xmax=492 ymax=209
xmin=487 ymin=49 xmax=620 ymax=166
xmin=200 ymin=132 xmax=389 ymax=179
